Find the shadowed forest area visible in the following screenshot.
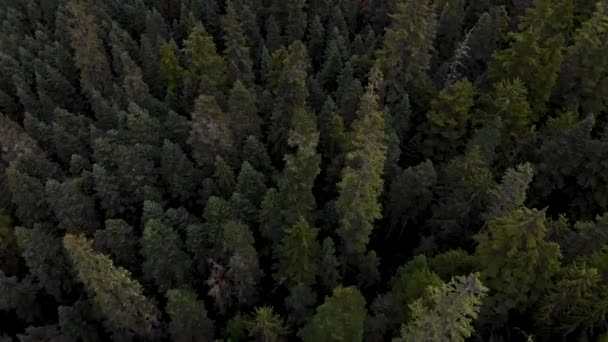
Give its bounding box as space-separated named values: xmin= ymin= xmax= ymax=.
xmin=1 ymin=0 xmax=608 ymax=341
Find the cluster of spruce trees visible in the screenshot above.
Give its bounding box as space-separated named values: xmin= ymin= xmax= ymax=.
xmin=1 ymin=0 xmax=608 ymax=340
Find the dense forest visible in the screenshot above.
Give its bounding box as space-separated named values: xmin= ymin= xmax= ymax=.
xmin=0 ymin=0 xmax=607 ymax=340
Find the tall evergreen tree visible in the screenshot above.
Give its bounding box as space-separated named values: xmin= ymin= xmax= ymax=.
xmin=336 ymin=66 xmax=387 ymax=259
xmin=300 ymin=286 xmax=367 ymax=342
xmin=398 ymin=273 xmax=488 ymax=342
xmin=222 ymin=0 xmax=255 ymax=85
xmin=63 ymin=234 xmax=160 ymax=337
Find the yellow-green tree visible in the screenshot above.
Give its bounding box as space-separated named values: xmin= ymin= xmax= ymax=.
xmin=63 ymin=234 xmax=159 ymax=337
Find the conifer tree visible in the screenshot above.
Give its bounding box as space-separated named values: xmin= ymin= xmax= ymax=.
xmin=94 ymin=219 xmax=138 ymax=272
xmin=159 ymin=41 xmax=184 ymax=95
xmin=379 ymin=0 xmax=437 ymax=113
xmin=269 ymin=41 xmax=311 ymax=160
xmin=183 ymin=23 xmax=227 ymax=92
xmin=285 ymin=0 xmax=307 ymax=43
xmin=67 ymin=0 xmax=113 ymax=97
xmin=276 ymin=217 xmax=320 ymax=288
xmin=336 ymin=65 xmax=387 ymax=259
xmin=300 ymin=286 xmax=367 ymax=342
xmin=488 ymin=0 xmax=564 ymax=117
xmin=222 ymin=0 xmax=254 ymax=85
xmin=556 ymin=1 xmax=608 ymax=116
xmin=228 ymin=80 xmax=261 ymax=151
xmin=141 ymin=218 xmax=191 ymax=292
xmin=166 ymin=288 xmax=215 ymax=341
xmin=423 ymin=78 xmax=475 ymax=159
xmin=63 ymin=234 xmax=160 ymax=337
xmin=246 ymin=306 xmax=289 ymax=342
xmin=188 ymin=94 xmax=233 ymax=170
xmin=475 ymin=208 xmax=561 ymax=326
xmin=398 ymin=273 xmax=488 ymax=342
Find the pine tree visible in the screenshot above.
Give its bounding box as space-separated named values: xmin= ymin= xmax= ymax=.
xmin=213 ymin=156 xmax=236 ymax=199
xmin=336 ymin=65 xmax=387 ymax=258
xmin=555 ymin=1 xmax=608 ymax=116
xmin=45 ymin=178 xmax=99 ymax=234
xmin=166 ymin=288 xmax=215 ymax=341
xmin=63 ymin=234 xmax=160 ymax=337
xmin=188 ymin=94 xmax=233 ymax=170
xmin=308 ymin=15 xmax=325 ymax=66
xmin=318 ymin=237 xmax=341 ymax=292
xmin=235 ymin=161 xmax=267 ymax=206
xmin=488 ymin=0 xmax=564 ymax=117
xmin=276 ymin=217 xmax=320 ymax=288
xmin=94 ymin=219 xmax=138 ymax=272
xmin=222 ymin=0 xmax=254 ymax=85
xmin=246 ymin=306 xmax=289 ymax=342
xmin=268 ymin=41 xmax=311 ymax=161
xmin=435 ymin=0 xmax=466 ymax=64
xmin=484 ymin=163 xmax=534 ymax=222
xmin=276 ymin=105 xmax=321 ymax=226
xmin=423 ymin=78 xmax=475 ymax=159
xmin=285 ymin=0 xmax=307 ymax=43
xmin=183 ymin=23 xmax=227 ymax=92
xmin=15 ymin=226 xmax=73 ymax=301
xmin=159 ymin=41 xmax=184 ymax=95
xmin=67 ymin=0 xmax=113 ymax=97
xmin=537 ymin=264 xmax=608 ymax=340
xmin=379 ymin=0 xmax=437 ymax=113
xmin=390 ymin=255 xmax=443 ymax=322
xmin=228 ymin=80 xmax=261 ymax=151
xmin=160 ymin=140 xmax=197 ymax=202
xmin=475 ymin=208 xmax=561 ymax=326
xmin=300 ymin=286 xmax=367 ymax=342
xmin=141 ymin=218 xmax=191 ymax=292
xmin=398 ymin=273 xmax=488 ymax=342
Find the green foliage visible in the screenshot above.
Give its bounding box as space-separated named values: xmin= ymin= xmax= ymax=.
xmin=485 ymin=163 xmax=534 ymax=222
xmin=380 ymin=0 xmax=437 ymax=89
xmin=300 ymin=286 xmax=367 ymax=342
xmin=166 ymin=288 xmax=214 ymax=342
xmin=398 ymin=273 xmax=488 ymax=342
xmin=556 ymin=1 xmax=608 ymax=116
xmin=159 ymin=42 xmax=184 ymax=95
xmin=141 ymin=218 xmax=191 ymax=292
xmin=276 ymin=217 xmax=320 ymax=288
xmin=2 ymin=1 xmax=608 ymax=340
xmin=475 ymin=208 xmax=562 ymax=325
xmin=15 ymin=227 xmax=72 ymax=301
xmin=336 ymin=66 xmax=387 ymax=258
xmin=424 ymin=78 xmax=475 ymax=158
xmin=391 ymin=255 xmax=443 ymax=322
xmin=188 ymin=94 xmax=233 ymax=169
xmin=537 ymin=263 xmax=608 ymax=339
xmin=183 ymin=24 xmax=227 ymax=90
xmin=488 ymin=0 xmax=564 ymax=116
xmin=276 ymin=106 xmax=321 ymax=226
xmin=222 ymin=0 xmax=254 ymax=85
xmin=63 ymin=234 xmax=159 ymax=337
xmin=94 ymin=219 xmax=138 ymax=271
xmin=228 ymin=80 xmax=260 ymax=150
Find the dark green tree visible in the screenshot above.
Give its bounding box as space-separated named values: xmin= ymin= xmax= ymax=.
xmin=336 ymin=66 xmax=387 ymax=259
xmin=166 ymin=288 xmax=215 ymax=342
xmin=141 ymin=218 xmax=191 ymax=292
xmin=94 ymin=219 xmax=138 ymax=272
xmin=300 ymin=286 xmax=367 ymax=342
xmin=222 ymin=0 xmax=254 ymax=85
